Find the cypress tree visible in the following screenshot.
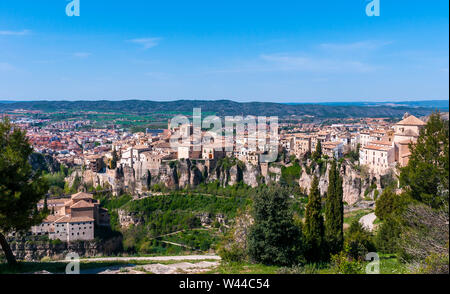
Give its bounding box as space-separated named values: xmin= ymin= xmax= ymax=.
xmin=325 ymin=161 xmax=344 ymax=256
xmin=110 ymin=148 xmax=119 ymax=169
xmin=304 ymin=175 xmax=324 ymax=262
xmin=312 ymin=141 xmax=322 ymax=161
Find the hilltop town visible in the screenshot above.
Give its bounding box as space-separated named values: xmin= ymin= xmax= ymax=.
xmin=2 ymin=106 xmax=437 ymax=244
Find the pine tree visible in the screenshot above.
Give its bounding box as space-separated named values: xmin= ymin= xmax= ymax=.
xmin=304 ymin=175 xmax=325 ymax=262
xmin=399 ymin=111 xmax=449 ymax=208
xmin=0 ymin=117 xmax=49 ymax=265
xmin=325 ymin=161 xmax=344 ymax=256
xmin=247 ymin=186 xmax=304 ymax=266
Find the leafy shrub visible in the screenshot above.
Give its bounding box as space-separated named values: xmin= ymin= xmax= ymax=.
xmin=344 ymin=220 xmax=376 ymax=260
xmin=330 ymin=250 xmax=363 ymax=274
xmin=218 ymin=243 xmax=248 ymax=263
xmin=415 ymin=253 xmax=449 ymax=274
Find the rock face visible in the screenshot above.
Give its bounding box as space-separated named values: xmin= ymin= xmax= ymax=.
xmin=66 ymin=156 xmax=374 ymax=206
xmin=69 ymin=158 xmax=269 ymax=194
xmin=9 ymin=237 xmax=122 ymax=261
xmin=118 ymin=209 xmax=144 ymax=228
xmin=196 ymin=213 xmax=228 ymax=228
xmin=298 ymin=160 xmax=377 ymax=205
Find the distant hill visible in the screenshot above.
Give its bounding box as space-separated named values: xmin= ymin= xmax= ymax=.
xmin=287 ymin=100 xmax=448 ymax=111
xmin=0 ymin=99 xmax=444 ymax=118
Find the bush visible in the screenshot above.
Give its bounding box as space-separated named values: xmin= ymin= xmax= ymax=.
xmin=218 ymin=243 xmax=248 ymax=263
xmin=415 ymin=253 xmax=449 ymax=274
xmin=51 ymin=239 xmax=63 ymax=246
xmin=40 ymin=256 xmax=52 ymax=262
xmin=330 ymin=250 xmax=363 ymax=274
xmin=344 ymin=220 xmax=376 ymax=260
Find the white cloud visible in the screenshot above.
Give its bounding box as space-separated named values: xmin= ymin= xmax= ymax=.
xmin=259 ymin=53 xmax=377 ymax=73
xmin=0 ymin=29 xmax=31 ymax=36
xmin=0 ymin=62 xmax=16 ymax=72
xmin=320 ymin=40 xmax=392 ymax=51
xmin=128 ymin=37 xmax=162 ymax=49
xmin=73 ymin=52 xmax=92 ymax=58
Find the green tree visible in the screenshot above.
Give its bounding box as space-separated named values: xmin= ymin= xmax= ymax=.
xmin=247 ymin=186 xmax=304 ymax=266
xmin=375 ymin=187 xmax=409 ymax=221
xmin=110 ymin=147 xmax=119 ymax=169
xmin=325 ymin=161 xmax=344 ymax=256
xmin=304 ymin=175 xmax=325 ymax=262
xmin=344 ymin=220 xmax=376 ymax=260
xmin=375 ymin=216 xmax=401 ymax=254
xmin=312 ymin=141 xmax=322 ymax=161
xmin=399 ymin=112 xmax=449 ymax=208
xmin=0 ymin=117 xmax=49 ymax=265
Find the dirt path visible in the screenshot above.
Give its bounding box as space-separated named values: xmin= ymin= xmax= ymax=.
xmin=93 ymin=261 xmax=220 ymax=274
xmin=75 ymin=254 xmax=221 ymax=263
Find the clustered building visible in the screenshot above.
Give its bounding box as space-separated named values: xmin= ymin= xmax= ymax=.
xmin=282 ymin=113 xmax=425 ymax=176
xmin=31 ymin=192 xmax=109 ymax=242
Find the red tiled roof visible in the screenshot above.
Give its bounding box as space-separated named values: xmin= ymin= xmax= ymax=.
xmin=70 ymin=200 xmax=95 ymax=209
xmin=397 ymin=115 xmax=426 ymax=126
xmin=71 ymin=192 xmax=94 ymax=200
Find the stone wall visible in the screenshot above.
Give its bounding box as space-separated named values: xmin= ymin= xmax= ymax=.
xmin=7 ymin=236 xmax=122 ymax=261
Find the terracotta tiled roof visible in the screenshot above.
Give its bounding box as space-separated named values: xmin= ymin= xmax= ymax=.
xmin=71 ymin=192 xmax=94 ymax=200
xmin=67 ymin=216 xmax=95 ymax=223
xmin=38 ymin=198 xmax=67 ymax=205
xmin=54 ymin=216 xmax=71 ymax=223
xmin=43 ymin=215 xmax=65 ymax=223
xmin=70 ymin=200 xmax=95 ymax=209
xmin=364 ymin=145 xmax=392 ymax=151
xmin=397 ymin=115 xmax=426 ymax=126
xmin=368 ymin=140 xmax=392 ymax=146
xmin=53 ymin=215 xmax=94 ymax=223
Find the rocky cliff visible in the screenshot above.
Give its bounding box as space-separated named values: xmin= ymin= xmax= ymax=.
xmin=298 ymin=160 xmax=381 ymax=205
xmin=64 ymin=157 xmax=384 ymax=206
xmin=68 ymin=158 xmax=278 ymax=194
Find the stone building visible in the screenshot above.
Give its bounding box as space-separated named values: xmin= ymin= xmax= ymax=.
xmin=293 ymin=134 xmax=311 ymax=158
xmin=31 ymin=192 xmax=105 ymax=242
xmin=359 ymin=113 xmax=426 ymax=175
xmin=393 ymin=114 xmax=426 ymax=166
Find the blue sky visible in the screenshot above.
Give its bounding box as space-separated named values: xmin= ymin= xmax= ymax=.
xmin=0 ymin=0 xmax=448 ymax=102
